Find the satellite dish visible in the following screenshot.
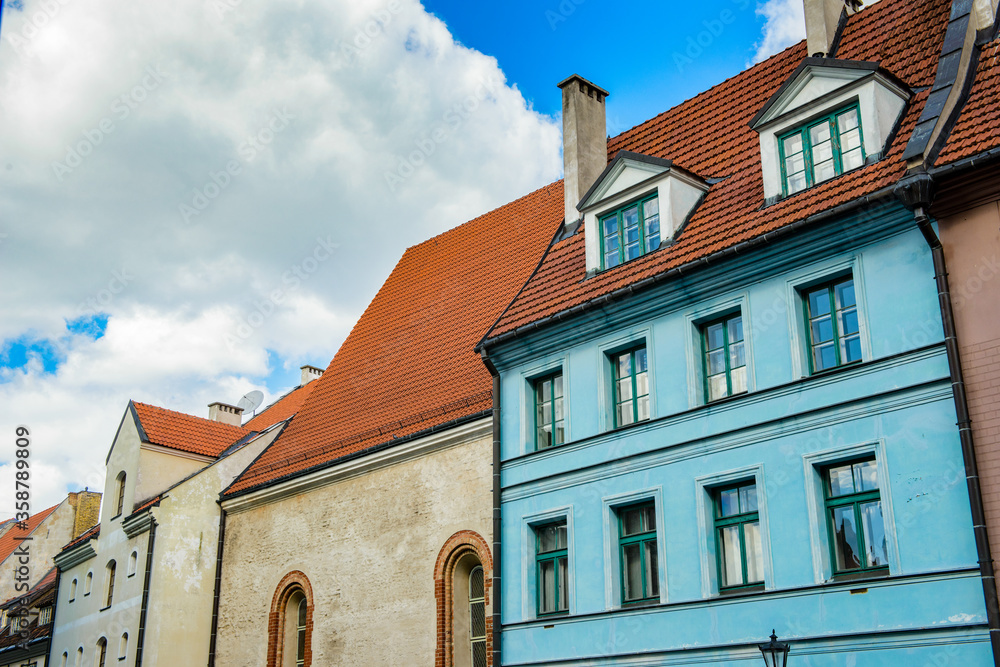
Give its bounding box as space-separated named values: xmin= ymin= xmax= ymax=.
xmin=237 ymin=390 xmax=264 ymax=416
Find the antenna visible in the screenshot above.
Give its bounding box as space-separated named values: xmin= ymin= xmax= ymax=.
xmin=236 ymin=390 xmax=264 ymax=417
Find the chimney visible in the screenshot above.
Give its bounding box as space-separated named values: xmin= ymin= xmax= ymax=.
xmin=804 ymin=0 xmax=860 ymax=58
xmin=558 ymin=74 xmax=609 ymax=225
xmin=300 ymin=365 xmax=324 ymax=386
xmin=208 ymin=401 xmax=244 ymax=427
xmin=67 ymin=490 xmax=102 ymax=538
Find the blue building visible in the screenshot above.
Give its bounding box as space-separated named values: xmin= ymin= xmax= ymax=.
xmin=477 ymin=0 xmax=1000 ymax=664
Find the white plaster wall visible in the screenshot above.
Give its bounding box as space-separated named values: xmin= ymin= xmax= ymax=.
xmin=0 ymin=499 xmax=73 ymax=602
xmin=214 ymin=425 xmax=494 ymax=667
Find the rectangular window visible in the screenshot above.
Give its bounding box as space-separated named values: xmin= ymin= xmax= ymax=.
xmin=601 ymin=195 xmax=660 ymax=269
xmin=39 ymin=606 xmax=52 ymax=625
xmin=804 ymin=277 xmax=861 ymax=373
xmin=612 ymin=347 xmax=649 ymax=428
xmin=618 ymin=504 xmax=659 ymax=604
xmin=702 ymin=313 xmax=747 ymax=402
xmin=780 ymin=104 xmax=864 ymax=196
xmin=535 ymin=523 xmax=568 ymax=615
xmin=714 ymin=482 xmax=764 ymax=591
xmin=534 ymin=373 xmax=565 ymax=450
xmin=823 ymin=458 xmax=888 ymax=575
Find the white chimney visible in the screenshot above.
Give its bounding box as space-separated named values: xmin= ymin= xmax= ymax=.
xmin=804 ymin=0 xmax=860 ymax=58
xmin=300 ymin=365 xmax=324 ymax=386
xmin=208 ymin=402 xmax=243 ymax=427
xmin=558 ymin=74 xmax=609 ymax=226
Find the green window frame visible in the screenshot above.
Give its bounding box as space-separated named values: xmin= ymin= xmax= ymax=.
xmin=534 ymin=372 xmax=565 ymax=451
xmin=535 ymin=522 xmax=568 ymax=616
xmin=469 ymin=566 xmax=487 ymax=665
xmin=823 ymin=458 xmax=888 ymax=576
xmin=779 ymin=103 xmax=865 ymax=196
xmin=296 ymin=597 xmax=306 ymax=667
xmin=618 ymin=503 xmax=659 ymax=604
xmin=702 ymin=313 xmax=747 ymax=402
xmin=713 ymin=482 xmax=764 ymax=591
xmin=803 ymin=276 xmax=861 ymax=373
xmin=611 ymin=346 xmax=649 ymax=428
xmin=600 ymin=194 xmax=661 ymax=269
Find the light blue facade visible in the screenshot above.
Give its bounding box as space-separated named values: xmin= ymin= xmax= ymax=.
xmin=485 ymin=203 xmax=992 ymax=665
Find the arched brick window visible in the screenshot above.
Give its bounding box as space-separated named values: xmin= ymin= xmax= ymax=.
xmin=435 ymin=531 xmax=493 ymax=667
xmin=267 ymin=571 xmax=314 ymax=667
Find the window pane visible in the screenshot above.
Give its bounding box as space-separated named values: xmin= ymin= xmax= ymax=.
xmin=622 ymin=508 xmax=644 ymax=536
xmin=783 ymin=133 xmax=803 ymax=156
xmin=719 ymin=525 xmax=744 ymax=587
xmin=603 ymin=216 xmax=618 ymax=236
xmin=644 ymin=540 xmax=659 ymax=598
xmin=787 ymin=172 xmax=807 ymax=194
xmin=635 ymin=371 xmax=648 ymax=400
xmin=297 ymin=628 xmax=305 ymax=660
xmin=470 ymin=568 xmax=484 ymax=599
xmin=708 ymin=374 xmax=728 ymax=401
xmin=539 ymin=560 xmax=555 ymax=613
xmin=853 ymin=460 xmax=879 ymax=491
xmin=739 ymin=484 xmax=758 ymax=513
xmin=617 ymin=402 xmax=634 ymax=427
xmin=473 ymin=642 xmax=487 ymax=667
xmin=541 ymin=403 xmax=552 ymax=427
xmin=539 ymin=378 xmax=551 ymax=402
xmin=539 ymin=524 xmax=567 ymax=552
xmin=828 ymin=464 xmax=857 ymax=496
xmin=616 ymin=353 xmax=631 ymax=380
xmin=785 ymin=152 xmax=806 ymax=175
xmin=718 ymin=488 xmax=739 ymax=517
xmin=813 ymin=343 xmax=837 ymax=371
xmin=537 ymin=426 xmax=552 ymax=450
xmin=553 ymin=424 xmax=565 ymax=446
xmin=553 ymin=375 xmax=563 ymax=399
xmin=837 ymin=109 xmax=859 ymax=133
xmin=840 ymin=308 xmax=859 ymax=336
xmin=814 ymin=158 xmax=836 ymax=183
xmin=730 ymin=366 xmax=747 ymax=395
xmin=557 ymin=557 xmax=569 ymax=611
xmin=808 ymin=289 xmax=831 ymax=316
xmin=623 ymin=206 xmax=640 ymax=230
xmin=605 ymin=251 xmax=620 ymax=268
xmin=843 ymin=335 xmax=863 ymax=363
xmin=707 ymin=349 xmax=726 ymax=375
xmin=728 ymin=316 xmax=744 ymax=343
xmin=840 ymin=127 xmax=862 ymax=151
xmin=706 ymin=323 xmax=724 ymax=350
xmin=810 ymin=121 xmax=831 ymax=145
xmin=634 ymin=348 xmax=647 ymax=374
xmin=471 ymin=599 xmax=486 ymax=637
xmin=811 ymin=316 xmax=835 ymax=343
xmin=813 ymin=140 xmax=834 ymax=164
xmin=640 ymin=505 xmax=655 ymax=531
xmin=860 ymin=500 xmax=888 ymax=567
xmin=636 ymin=394 xmax=650 ymax=421
xmin=836 ymin=280 xmax=856 ymax=308
xmin=744 ymin=521 xmax=764 ymax=584
xmin=729 ymin=341 xmax=746 ymax=370
xmin=617 ymin=377 xmax=633 ymax=402
xmin=298 ymin=599 xmax=307 ymax=625
xmin=841 ymin=147 xmax=864 ymax=171
xmin=622 ymin=543 xmax=643 ymax=601
xmin=831 ymin=506 xmax=863 ymax=571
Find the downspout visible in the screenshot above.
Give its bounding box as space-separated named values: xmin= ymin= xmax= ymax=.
xmin=43 ymin=569 xmax=61 ymax=667
xmin=480 ymin=350 xmax=502 ymax=667
xmin=134 ymin=519 xmax=157 ymax=667
xmin=896 ymin=172 xmax=1000 ymax=664
xmin=207 ymin=507 xmax=227 ymax=667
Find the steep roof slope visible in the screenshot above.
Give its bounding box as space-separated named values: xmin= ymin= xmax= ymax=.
xmin=243 ymin=381 xmax=318 ymax=432
xmin=0 ymin=504 xmax=60 ymax=565
xmin=485 ymin=0 xmax=951 ymax=341
xmin=132 ymin=401 xmax=250 ymax=458
xmin=226 ymin=182 xmax=564 ymax=495
xmin=936 ymin=37 xmax=1000 ymax=165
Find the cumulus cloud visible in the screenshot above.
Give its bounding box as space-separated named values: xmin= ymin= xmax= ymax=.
xmin=0 ymin=0 xmax=562 ymax=512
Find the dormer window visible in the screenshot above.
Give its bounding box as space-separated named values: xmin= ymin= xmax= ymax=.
xmin=780 ymin=104 xmax=865 ymax=196
xmin=750 ymin=58 xmax=910 ymax=202
xmin=601 ymin=195 xmax=660 ymax=269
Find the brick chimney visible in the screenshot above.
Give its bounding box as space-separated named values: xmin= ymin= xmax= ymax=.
xmin=208 ymin=402 xmax=244 ymax=426
xmin=300 ymin=365 xmax=324 ymax=386
xmin=558 ymin=74 xmax=609 ymax=226
xmin=804 ymin=0 xmax=860 ymax=57
xmin=67 ymin=490 xmax=102 ymax=538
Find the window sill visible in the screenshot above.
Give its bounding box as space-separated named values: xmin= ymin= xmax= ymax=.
xmin=99 ymin=605 xmax=111 ymax=613
xmin=110 ymin=513 xmax=122 ymax=521
xmin=718 ymin=584 xmax=765 ymax=596
xmin=83 ymin=593 xmax=90 ymax=597
xmin=621 ymin=598 xmax=659 ymax=609
xmin=828 ymin=568 xmax=889 ymax=584
xmin=127 ymin=573 xmax=136 ymax=578
xmin=807 ymin=359 xmax=863 ymax=379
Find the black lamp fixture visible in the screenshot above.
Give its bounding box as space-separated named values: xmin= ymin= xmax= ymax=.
xmin=758 ymin=629 xmax=790 ymax=667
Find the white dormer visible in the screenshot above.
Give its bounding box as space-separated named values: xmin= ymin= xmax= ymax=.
xmin=750 ymin=58 xmax=910 ymax=201
xmin=580 ymin=151 xmax=708 ymax=275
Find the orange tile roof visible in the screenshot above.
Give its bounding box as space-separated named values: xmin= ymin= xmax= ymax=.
xmin=243 ymin=382 xmax=318 ymax=432
xmin=61 ymin=524 xmax=99 ymax=552
xmin=226 ymin=182 xmax=564 ymax=495
xmin=0 ymin=504 xmax=59 ymax=566
xmin=484 ymin=0 xmax=951 ymax=341
xmin=936 ymin=38 xmax=1000 ymax=165
xmin=132 ymin=401 xmax=250 ymax=458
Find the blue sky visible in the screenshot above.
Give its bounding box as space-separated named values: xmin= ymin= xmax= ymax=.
xmin=422 ymin=0 xmax=778 ymax=135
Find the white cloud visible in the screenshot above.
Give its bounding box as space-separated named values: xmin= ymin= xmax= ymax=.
xmin=751 ymin=0 xmax=882 ymax=64
xmin=0 ymin=0 xmax=562 ymax=514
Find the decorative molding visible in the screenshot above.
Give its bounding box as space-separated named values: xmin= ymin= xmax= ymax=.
xmin=54 ymin=541 xmax=98 ymax=570
xmin=223 ymin=417 xmax=492 ymax=514
xmin=122 ymin=509 xmax=156 ymax=539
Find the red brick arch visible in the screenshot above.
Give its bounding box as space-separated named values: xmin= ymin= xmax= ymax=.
xmin=267 ymin=570 xmax=314 ymax=667
xmin=434 ymin=530 xmax=493 ymax=667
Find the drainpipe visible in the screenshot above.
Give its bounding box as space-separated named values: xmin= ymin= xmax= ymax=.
xmin=896 ymin=172 xmax=1000 ymax=664
xmin=207 ymin=507 xmax=227 ymax=667
xmin=134 ymin=519 xmax=157 ymax=667
xmin=43 ymin=569 xmax=61 ymax=667
xmin=480 ymin=350 xmax=502 ymax=667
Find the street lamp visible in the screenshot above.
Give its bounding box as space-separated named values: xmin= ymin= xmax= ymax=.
xmin=758 ymin=629 xmax=790 ymax=667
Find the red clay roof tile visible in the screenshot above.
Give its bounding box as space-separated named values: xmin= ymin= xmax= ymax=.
xmin=937 ymin=39 xmax=1000 ymax=165
xmin=226 ymin=182 xmax=564 ymax=495
xmin=132 ymin=401 xmax=249 ymax=458
xmin=486 ymin=0 xmax=948 ymax=340
xmin=243 ymin=382 xmax=317 ymax=432
xmin=0 ymin=504 xmax=59 ymax=566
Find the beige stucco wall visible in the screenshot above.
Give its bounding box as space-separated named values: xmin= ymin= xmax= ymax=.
xmin=215 ymin=419 xmax=494 ymax=666
xmin=939 ymin=199 xmax=1000 ymax=599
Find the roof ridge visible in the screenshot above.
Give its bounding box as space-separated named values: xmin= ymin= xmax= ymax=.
xmin=131 ymin=400 xmax=249 ymax=433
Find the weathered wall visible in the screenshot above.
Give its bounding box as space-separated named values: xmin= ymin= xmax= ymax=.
xmin=215 ymin=423 xmax=493 ymax=667
xmin=939 ymin=199 xmax=1000 ymax=596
